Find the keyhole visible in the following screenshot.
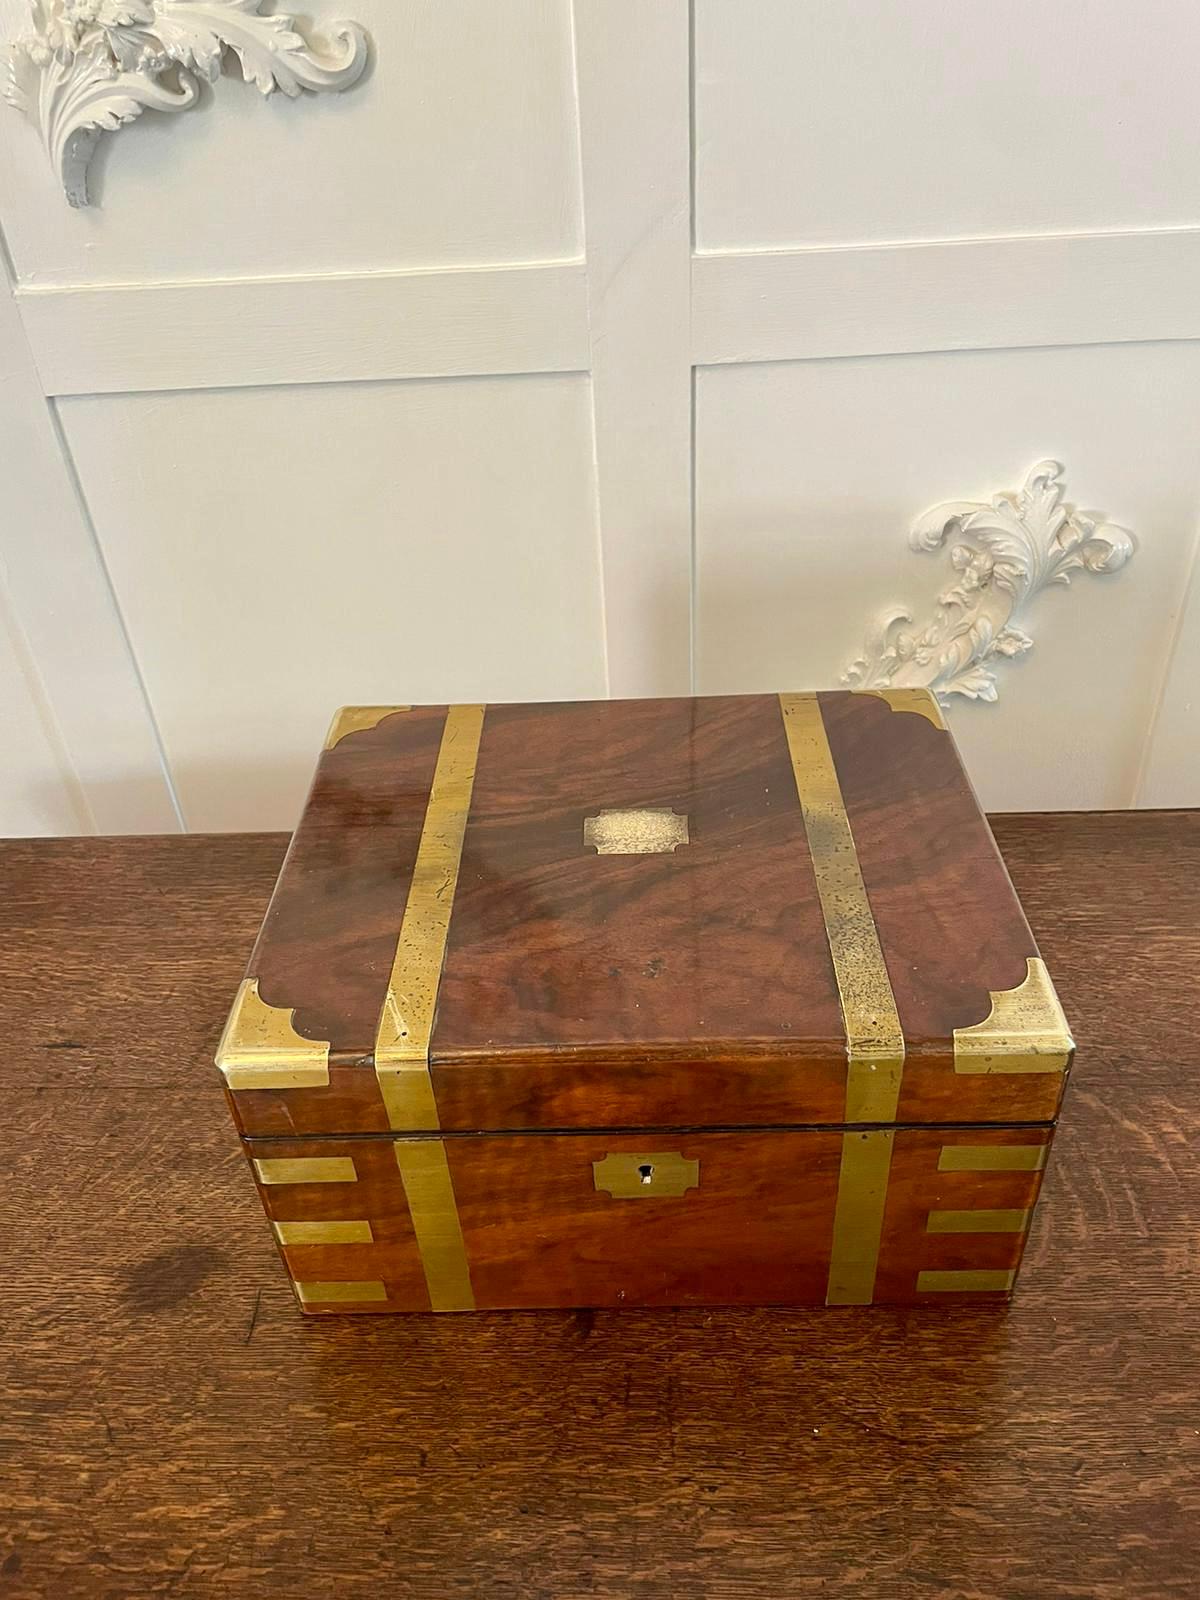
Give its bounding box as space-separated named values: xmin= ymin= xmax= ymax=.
xmin=637 ymin=1163 xmax=654 ymax=1185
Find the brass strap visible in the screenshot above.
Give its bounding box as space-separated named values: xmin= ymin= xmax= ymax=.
xmin=778 ymin=693 xmax=905 ymax=1305
xmin=375 ymin=703 xmax=485 ymax=1129
xmin=294 ymin=1280 xmax=389 ymax=1304
xmin=926 ymin=1209 xmax=1031 ymax=1234
xmin=374 ymin=702 xmax=484 ymax=1312
xmin=825 ymin=1131 xmax=895 ymax=1305
xmin=395 ymin=1141 xmax=476 ymax=1312
xmin=253 ymin=1156 xmax=358 ymax=1185
xmin=938 ymin=1143 xmax=1048 ymax=1172
xmin=916 ymin=1269 xmax=1016 ymax=1294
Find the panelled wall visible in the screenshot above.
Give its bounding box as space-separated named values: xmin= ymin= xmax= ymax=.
xmin=1 ymin=0 xmax=1197 ymax=835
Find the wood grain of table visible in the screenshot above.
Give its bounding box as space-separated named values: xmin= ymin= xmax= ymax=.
xmin=2 ymin=815 xmax=1198 ymax=1599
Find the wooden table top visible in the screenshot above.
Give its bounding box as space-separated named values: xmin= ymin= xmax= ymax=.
xmin=3 ymin=814 xmax=1198 ymax=1599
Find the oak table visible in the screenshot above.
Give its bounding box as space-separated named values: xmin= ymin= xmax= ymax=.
xmin=2 ymin=815 xmax=1198 ymax=1599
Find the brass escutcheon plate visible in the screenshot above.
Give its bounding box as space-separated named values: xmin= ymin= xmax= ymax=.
xmin=592 ymin=1151 xmax=700 ymax=1198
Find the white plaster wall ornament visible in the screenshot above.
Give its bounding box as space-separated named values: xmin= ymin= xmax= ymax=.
xmin=842 ymin=461 xmax=1136 ymax=704
xmin=5 ymin=1 xmax=369 ymax=207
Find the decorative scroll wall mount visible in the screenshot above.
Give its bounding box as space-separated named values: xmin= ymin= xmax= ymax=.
xmin=843 ymin=461 xmax=1136 ymax=704
xmin=5 ymin=1 xmax=370 ymax=207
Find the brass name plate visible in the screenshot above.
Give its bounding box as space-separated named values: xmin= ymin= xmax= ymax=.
xmin=583 ymin=808 xmax=689 ymax=855
xmin=593 ymin=1151 xmax=699 ymax=1198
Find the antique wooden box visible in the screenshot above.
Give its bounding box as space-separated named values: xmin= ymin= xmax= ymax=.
xmin=216 ymin=691 xmax=1073 ymax=1314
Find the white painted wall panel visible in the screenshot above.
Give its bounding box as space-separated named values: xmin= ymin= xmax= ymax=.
xmin=0 ymin=238 xmax=180 ymax=836
xmin=696 ymin=0 xmax=1200 ymax=250
xmin=0 ymin=586 xmax=87 ymax=836
xmin=1137 ymin=532 xmax=1200 ymax=808
xmin=19 ymin=262 xmax=590 ymax=397
xmin=57 ymin=374 xmax=606 ymax=831
xmin=695 ymin=341 xmax=1200 ymax=810
xmin=0 ymin=0 xmax=582 ymax=285
xmin=3 ymin=0 xmax=1199 ymax=831
xmin=692 ymin=231 xmax=1200 ymax=367
xmin=573 ymin=0 xmax=692 ymax=697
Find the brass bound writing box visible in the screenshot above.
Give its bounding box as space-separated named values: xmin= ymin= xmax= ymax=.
xmin=216 ymin=691 xmax=1073 ymax=1313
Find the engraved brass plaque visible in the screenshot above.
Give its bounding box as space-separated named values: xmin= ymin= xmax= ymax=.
xmin=583 ymin=808 xmax=689 ymax=855
xmin=592 ymin=1151 xmax=699 ymax=1199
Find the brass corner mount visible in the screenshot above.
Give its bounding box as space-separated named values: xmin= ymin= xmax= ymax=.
xmin=216 ymin=978 xmax=331 ymax=1090
xmin=954 ymin=958 xmax=1074 ymax=1074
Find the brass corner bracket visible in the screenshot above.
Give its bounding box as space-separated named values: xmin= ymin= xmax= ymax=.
xmin=953 ymin=958 xmax=1074 ymax=1074
xmin=216 ymin=978 xmax=331 ymax=1091
xmin=325 ymin=706 xmax=413 ymax=750
xmin=853 ymin=688 xmax=947 ymax=730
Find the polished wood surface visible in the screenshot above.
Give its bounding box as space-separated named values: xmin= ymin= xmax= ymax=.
xmin=232 ymin=694 xmax=1052 ymax=1136
xmin=3 ymin=814 xmax=1198 ymax=1596
xmin=437 ymin=695 xmax=844 ymax=1056
xmin=248 ymin=1124 xmax=1049 ymax=1312
xmin=251 ymin=703 xmax=448 ymax=1053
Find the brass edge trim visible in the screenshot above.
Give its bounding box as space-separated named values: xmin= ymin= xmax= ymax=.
xmin=253 ymin=1157 xmax=358 ymax=1185
xmin=938 ymin=1144 xmax=1048 ymax=1172
xmin=215 ymin=978 xmax=331 ymax=1091
xmin=294 ymin=1280 xmax=388 ymax=1304
xmin=954 ymin=957 xmax=1075 ymax=1074
xmin=780 ymin=694 xmax=904 ymax=1307
xmin=274 ymin=1220 xmax=375 ymax=1245
xmin=926 ymin=1209 xmax=1031 ymax=1234
xmin=375 ymin=703 xmax=485 ymax=1132
xmin=826 ymin=1130 xmax=895 ymax=1306
xmin=394 ymin=1141 xmax=475 ymax=1312
xmin=325 ymin=705 xmax=413 ymax=750
xmin=852 ymin=688 xmax=948 ymax=730
xmin=916 ymin=1269 xmax=1017 ymax=1294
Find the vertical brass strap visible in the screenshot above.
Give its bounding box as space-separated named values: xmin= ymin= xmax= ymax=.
xmin=375 ymin=704 xmax=484 ymax=1313
xmin=395 ymin=1141 xmax=476 ymax=1312
xmin=825 ymin=1130 xmax=895 ymax=1305
xmin=778 ymin=694 xmax=906 ymax=1305
xmin=375 ymin=703 xmax=485 ymax=1129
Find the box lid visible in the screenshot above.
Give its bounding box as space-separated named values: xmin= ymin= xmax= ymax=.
xmin=217 ymin=692 xmax=1073 ymax=1136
